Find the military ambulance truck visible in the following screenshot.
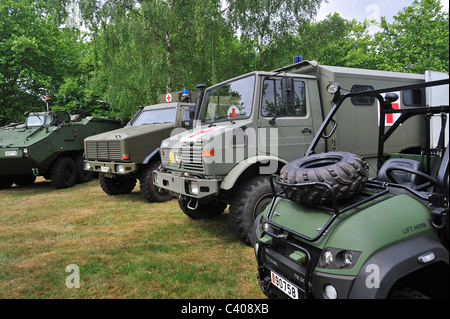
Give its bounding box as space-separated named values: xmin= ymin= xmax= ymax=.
xmin=0 ymin=109 xmax=121 ymax=189
xmin=83 ymin=90 xmax=197 ymax=202
xmin=153 ymin=59 xmax=430 ymax=245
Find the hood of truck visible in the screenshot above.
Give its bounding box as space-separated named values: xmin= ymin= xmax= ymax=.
xmin=160 ymin=121 xmax=253 ymax=174
xmin=162 ymin=121 xmax=252 ymax=149
xmin=84 ymin=123 xmax=175 ymax=162
xmin=85 ymin=123 xmax=174 ymax=142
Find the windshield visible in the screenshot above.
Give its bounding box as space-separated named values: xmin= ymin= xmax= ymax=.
xmin=26 ymin=114 xmax=53 ymax=127
xmin=200 ymin=75 xmax=255 ymax=124
xmin=132 ymin=107 xmax=176 ymax=126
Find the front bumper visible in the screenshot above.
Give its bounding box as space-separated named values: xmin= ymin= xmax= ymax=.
xmin=0 ymin=148 xmax=35 ymax=175
xmin=153 ymin=170 xmax=221 ymax=199
xmin=84 ymin=160 xmax=137 ymax=176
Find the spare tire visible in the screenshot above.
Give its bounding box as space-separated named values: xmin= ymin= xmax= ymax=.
xmin=279 ymin=152 xmax=369 ymax=205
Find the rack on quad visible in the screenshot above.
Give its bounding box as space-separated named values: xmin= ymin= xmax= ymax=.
xmin=252 ymin=78 xmax=449 ymax=299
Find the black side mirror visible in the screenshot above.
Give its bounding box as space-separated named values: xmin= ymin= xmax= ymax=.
xmin=182 ymin=106 xmax=196 ymax=128
xmin=281 ymin=77 xmax=295 ymax=106
xmin=385 ymin=93 xmax=399 ymax=103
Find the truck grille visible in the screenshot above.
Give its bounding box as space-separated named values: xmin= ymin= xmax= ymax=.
xmin=85 ymin=141 xmax=122 ymax=161
xmin=181 ymin=141 xmax=204 ymax=172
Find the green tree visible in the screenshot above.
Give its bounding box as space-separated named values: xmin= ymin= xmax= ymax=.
xmin=226 ymin=0 xmax=323 ymax=70
xmin=0 ymin=0 xmax=86 ymax=125
xmin=75 ymin=0 xmax=249 ymax=120
xmin=374 ymin=0 xmax=449 ymax=73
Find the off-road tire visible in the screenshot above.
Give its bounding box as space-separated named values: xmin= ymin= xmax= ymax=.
xmin=139 ymin=161 xmax=174 ymax=203
xmin=13 ymin=174 xmax=36 ymax=186
xmin=75 ymin=154 xmax=94 ymax=183
xmin=99 ymin=174 xmax=136 ymax=195
xmin=229 ymin=176 xmax=280 ymax=246
xmin=388 ymin=287 xmax=429 ymax=299
xmin=0 ymin=176 xmax=14 ymax=189
xmin=279 ymin=152 xmax=369 ymax=205
xmin=50 ymin=156 xmax=77 ymax=189
xmin=178 ymin=198 xmax=227 ymax=220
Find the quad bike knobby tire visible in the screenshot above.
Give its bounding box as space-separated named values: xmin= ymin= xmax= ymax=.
xmin=279 ymin=152 xmax=369 ymax=205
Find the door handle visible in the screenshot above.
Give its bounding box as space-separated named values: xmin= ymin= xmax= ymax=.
xmin=301 ymin=128 xmax=312 ymax=134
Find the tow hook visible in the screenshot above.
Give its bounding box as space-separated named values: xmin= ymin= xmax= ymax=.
xmin=187 ymin=197 xmax=199 ymax=210
xmin=257 ymin=269 xmax=271 ymax=293
xmin=32 ymin=168 xmax=39 ymax=176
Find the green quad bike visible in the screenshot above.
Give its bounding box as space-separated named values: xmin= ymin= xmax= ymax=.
xmin=252 ymin=78 xmax=449 ymax=299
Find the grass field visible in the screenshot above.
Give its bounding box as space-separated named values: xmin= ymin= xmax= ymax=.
xmin=0 ymin=177 xmax=263 ymax=299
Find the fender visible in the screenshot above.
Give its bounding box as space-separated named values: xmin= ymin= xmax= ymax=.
xmin=142 ymin=147 xmax=160 ymax=165
xmin=220 ymin=155 xmax=287 ymax=190
xmin=348 ymin=236 xmax=449 ymax=298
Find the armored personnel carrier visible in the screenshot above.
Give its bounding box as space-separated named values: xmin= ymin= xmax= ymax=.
xmin=0 ymin=109 xmax=121 ymax=189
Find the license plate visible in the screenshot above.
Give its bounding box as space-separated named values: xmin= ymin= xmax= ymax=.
xmin=271 ymin=271 xmax=299 ymax=299
xmin=5 ymin=151 xmax=17 ymax=156
xmin=101 ymin=166 xmax=110 ymax=172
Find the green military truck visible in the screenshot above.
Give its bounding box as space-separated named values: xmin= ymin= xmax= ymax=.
xmin=83 ymin=90 xmax=197 ymax=202
xmin=153 ymin=59 xmax=430 ymax=245
xmin=0 ymin=109 xmax=121 ymax=189
xmin=251 ymin=76 xmax=449 ymax=299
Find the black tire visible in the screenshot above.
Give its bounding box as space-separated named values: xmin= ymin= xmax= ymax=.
xmin=75 ymin=154 xmax=94 ymax=183
xmin=139 ymin=161 xmax=174 ymax=203
xmin=279 ymin=152 xmax=369 ymax=205
xmin=99 ymin=174 xmax=136 ymax=195
xmin=178 ymin=198 xmax=227 ymax=220
xmin=0 ymin=176 xmax=14 ymax=189
xmin=50 ymin=157 xmax=77 ymax=189
xmin=250 ymin=213 xmax=263 ymax=248
xmin=388 ymin=287 xmax=429 ymax=299
xmin=229 ymin=176 xmax=279 ymax=246
xmin=13 ymin=175 xmax=36 ymax=186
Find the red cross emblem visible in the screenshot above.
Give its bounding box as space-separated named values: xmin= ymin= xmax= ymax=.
xmin=386 ymin=102 xmax=399 ymax=124
xmin=166 ymin=93 xmax=172 ymax=102
xmin=228 ymin=107 xmax=238 ymax=118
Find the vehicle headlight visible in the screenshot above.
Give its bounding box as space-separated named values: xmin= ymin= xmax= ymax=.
xmin=116 ymin=164 xmax=125 ymax=173
xmin=319 ymin=248 xmax=360 ymax=268
xmin=324 ymin=284 xmax=338 ymax=299
xmin=161 ymin=140 xmax=170 ymax=148
xmin=341 ymin=251 xmax=353 ymax=266
xmin=326 ymin=82 xmax=341 ymax=94
xmin=189 ymin=180 xmax=199 ymax=195
xmin=22 ymin=148 xmax=29 ymax=158
xmin=175 ymin=152 xmax=181 ymax=167
xmin=322 ymin=250 xmax=334 ymax=266
xmin=84 ymin=162 xmax=91 ymax=170
xmin=169 ymin=151 xmax=181 ymax=166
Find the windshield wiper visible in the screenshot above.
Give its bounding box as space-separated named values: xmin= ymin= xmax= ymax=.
xmin=211 ymin=116 xmax=237 ymax=125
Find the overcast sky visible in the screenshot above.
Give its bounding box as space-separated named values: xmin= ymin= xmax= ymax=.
xmin=316 ymin=0 xmax=449 ymax=22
